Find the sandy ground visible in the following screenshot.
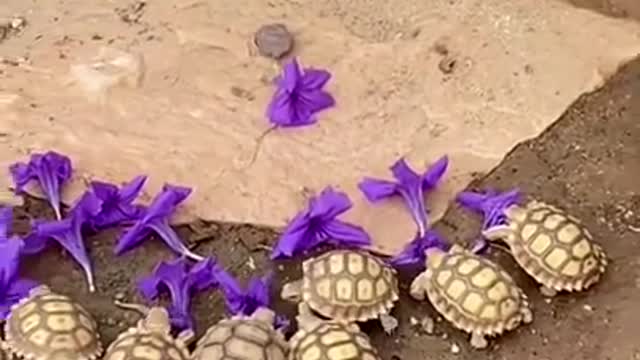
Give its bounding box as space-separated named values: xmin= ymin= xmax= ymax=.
xmin=3 ymin=1 xmax=640 ymax=360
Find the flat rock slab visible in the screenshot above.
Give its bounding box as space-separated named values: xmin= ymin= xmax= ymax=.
xmin=1 ymin=0 xmax=639 ymax=254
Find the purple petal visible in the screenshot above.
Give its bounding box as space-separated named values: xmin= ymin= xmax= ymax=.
xmin=322 ymin=220 xmax=371 ymax=248
xmin=212 ymin=266 xmax=244 ymax=314
xmin=0 ymin=207 xmax=12 ymax=239
xmin=0 ymin=278 xmax=39 ymax=320
xmin=422 ymin=155 xmax=449 ymax=189
xmin=281 ymin=57 xmax=302 ymax=93
xmin=21 ymin=225 xmax=50 ymax=255
xmin=90 ymin=176 xmax=147 ymax=229
xmin=187 ymin=257 xmax=218 ymax=291
xmin=358 ymin=178 xmax=398 ymax=202
xmin=456 ymin=188 xmax=522 ymax=229
xmin=390 ymin=159 xmax=428 ymax=236
xmin=114 ymin=184 xmax=203 ymax=260
xmin=119 ymin=175 xmax=148 ymax=203
xmin=114 ymin=222 xmax=151 ymax=255
xmin=143 ymin=184 xmax=192 ymax=222
xmin=33 ymin=192 xmax=98 ymax=292
xmin=389 ymin=230 xmax=447 ymax=268
xmin=298 ymin=90 xmax=335 ymax=114
xmin=271 ymin=187 xmax=367 ymax=260
xmin=267 ymin=90 xmax=296 ymax=126
xmin=137 ymin=257 xmax=218 ymax=331
xmin=0 ymin=237 xmax=24 ymax=291
xmin=308 ymin=187 xmax=352 ymax=220
xmin=9 ymin=151 xmax=72 ymax=220
xmin=146 ymin=220 xmax=204 ymax=261
xmin=270 ymin=212 xmax=311 ymax=260
xmin=301 ymin=69 xmax=332 ymax=89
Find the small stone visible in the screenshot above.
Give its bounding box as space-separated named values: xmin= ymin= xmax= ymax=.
xmin=114 ymin=292 xmax=126 ymax=301
xmin=583 ymin=304 xmax=594 ymax=312
xmin=450 ymin=343 xmax=460 ymax=354
xmin=254 ymin=23 xmax=294 ymax=60
xmin=420 ymin=316 xmax=435 ymax=334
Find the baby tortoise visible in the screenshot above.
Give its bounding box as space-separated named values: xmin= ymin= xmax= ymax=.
xmin=289 ymin=304 xmax=381 ymax=360
xmin=2 ymin=285 xmax=103 ymax=360
xmin=482 ymin=200 xmax=608 ymax=296
xmin=410 ymin=244 xmax=532 ymax=349
xmin=103 ymin=301 xmax=192 ymax=360
xmin=281 ymin=249 xmax=399 ymax=334
xmin=192 ymin=307 xmax=288 ymax=360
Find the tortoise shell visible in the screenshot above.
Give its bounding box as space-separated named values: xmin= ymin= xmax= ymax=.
xmin=192 ymin=317 xmax=287 ymax=360
xmin=414 ymin=246 xmax=532 ymax=341
xmin=288 ymin=321 xmax=380 ymax=360
xmin=102 ymin=327 xmax=189 ymax=360
xmin=483 ymin=200 xmax=608 ymax=293
xmin=299 ymin=249 xmax=399 ymax=322
xmin=3 ymin=286 xmax=102 ymax=360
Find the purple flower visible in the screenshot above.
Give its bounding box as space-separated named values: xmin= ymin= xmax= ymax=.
xmin=138 ymin=257 xmax=218 ymax=331
xmin=266 ymin=57 xmax=335 ymax=127
xmin=358 ymin=156 xmax=449 ymax=237
xmin=456 ymin=187 xmax=522 ymax=253
xmin=212 ymin=268 xmax=289 ymax=330
xmin=9 ymin=151 xmax=73 ymax=220
xmin=271 ymin=186 xmax=371 ymax=260
xmin=89 ymin=175 xmax=147 ymax=229
xmin=115 ymin=184 xmax=204 ymax=261
xmin=388 ymin=230 xmax=448 ymax=269
xmin=0 ymin=234 xmax=39 ymax=319
xmin=27 ymin=191 xmax=102 ymax=292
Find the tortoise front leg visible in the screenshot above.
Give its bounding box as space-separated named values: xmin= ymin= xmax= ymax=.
xmin=409 ymin=272 xmax=429 ymax=301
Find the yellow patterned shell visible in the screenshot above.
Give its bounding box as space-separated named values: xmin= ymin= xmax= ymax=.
xmin=102 ymin=326 xmax=189 ymax=360
xmin=192 ymin=317 xmax=288 ymax=360
xmin=423 ymin=246 xmax=531 ymax=336
xmin=288 ymin=321 xmax=380 ymax=360
xmin=299 ymin=250 xmax=399 ymax=322
xmin=496 ymin=200 xmax=608 ymax=292
xmin=3 ymin=286 xmax=103 ymax=360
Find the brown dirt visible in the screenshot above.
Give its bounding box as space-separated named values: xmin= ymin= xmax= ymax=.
xmin=565 ymin=0 xmax=640 ymax=20
xmin=5 ymin=2 xmax=640 ymax=360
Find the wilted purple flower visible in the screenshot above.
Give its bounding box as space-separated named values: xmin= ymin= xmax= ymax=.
xmin=359 ymin=156 xmax=449 ymax=237
xmin=388 ymin=230 xmax=448 ymax=269
xmin=456 ymin=187 xmax=522 ymax=253
xmin=89 ymin=175 xmax=147 ymax=229
xmin=27 ymin=191 xmax=102 ymax=292
xmin=266 ymin=57 xmax=335 ymax=127
xmin=115 ymin=184 xmax=204 ymax=261
xmin=9 ymin=151 xmax=72 ymax=220
xmin=271 ymin=186 xmax=371 ymax=260
xmin=212 ymin=268 xmax=288 ymax=330
xmin=0 ymin=231 xmax=39 ymax=319
xmin=138 ymin=257 xmax=218 ymax=331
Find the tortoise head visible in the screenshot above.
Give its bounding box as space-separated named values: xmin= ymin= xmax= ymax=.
xmin=280 ymin=280 xmax=303 ymax=302
xmin=424 ymin=246 xmax=447 ymax=269
xmin=143 ymin=306 xmax=172 ymax=334
xmin=250 ymin=306 xmax=276 ymax=325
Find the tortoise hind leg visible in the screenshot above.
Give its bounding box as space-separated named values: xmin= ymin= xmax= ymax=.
xmin=540 ymin=285 xmax=558 ymax=297
xmin=379 ymin=313 xmax=398 ymax=335
xmin=470 ymin=332 xmax=489 ymax=349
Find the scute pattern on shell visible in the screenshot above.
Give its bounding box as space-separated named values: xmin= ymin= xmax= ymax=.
xmin=288 ymin=322 xmax=380 ymax=360
xmin=103 ymin=328 xmax=189 ymax=360
xmin=192 ymin=318 xmax=287 ymax=360
xmin=3 ymin=287 xmax=102 ymax=360
xmin=425 ymin=250 xmax=531 ymax=336
xmin=300 ymin=250 xmax=399 ymax=323
xmin=505 ymin=200 xmax=608 ymax=291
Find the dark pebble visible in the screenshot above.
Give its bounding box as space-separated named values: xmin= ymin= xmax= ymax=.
xmin=254 ymin=23 xmax=294 ymax=60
